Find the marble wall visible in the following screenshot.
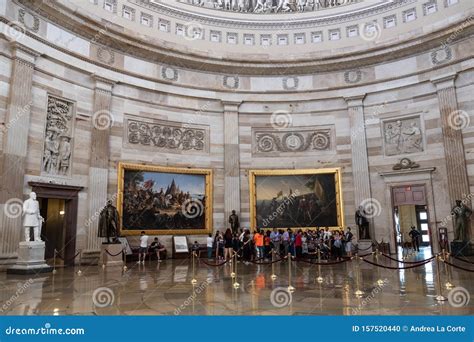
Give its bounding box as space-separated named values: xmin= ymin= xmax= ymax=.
xmin=0 ymin=1 xmax=473 ymax=264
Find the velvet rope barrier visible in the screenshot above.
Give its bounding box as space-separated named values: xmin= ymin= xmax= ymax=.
xmin=296 ymin=257 xmax=351 ymax=266
xmin=379 ymin=253 xmax=436 ymax=264
xmin=55 ymin=250 xmax=82 ymax=262
xmin=362 ymin=257 xmax=432 ymax=270
xmin=451 ymin=254 xmax=474 ymax=264
xmin=199 ymin=258 xmax=232 ymax=267
xmin=104 ymin=248 xmax=124 ymax=257
xmin=358 ymin=243 xmax=375 ymax=251
xmin=442 ymin=258 xmax=474 ymax=272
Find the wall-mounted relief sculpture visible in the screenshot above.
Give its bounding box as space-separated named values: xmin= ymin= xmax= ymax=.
xmin=124 ymin=116 xmax=210 ymax=154
xmin=42 ymin=96 xmax=74 ymax=177
xmin=252 ymin=126 xmax=333 ymax=156
xmin=382 ymin=116 xmax=423 ymax=156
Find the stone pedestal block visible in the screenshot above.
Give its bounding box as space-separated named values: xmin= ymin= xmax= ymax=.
xmin=357 ymin=240 xmax=373 ymax=254
xmin=450 ymin=241 xmax=474 ymax=257
xmin=7 ymin=241 xmax=53 ymax=274
xmin=100 ymin=244 xmax=123 ymax=267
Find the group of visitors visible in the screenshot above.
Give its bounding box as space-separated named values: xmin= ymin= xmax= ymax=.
xmin=209 ymin=227 xmax=355 ymax=264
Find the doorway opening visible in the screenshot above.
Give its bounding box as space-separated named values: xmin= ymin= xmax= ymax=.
xmin=28 ymin=182 xmax=83 ymax=266
xmin=38 ymin=198 xmax=66 ymax=260
xmin=392 ymin=185 xmax=432 ymax=257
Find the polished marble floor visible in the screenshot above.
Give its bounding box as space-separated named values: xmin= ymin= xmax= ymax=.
xmin=0 ymin=248 xmax=473 ymax=316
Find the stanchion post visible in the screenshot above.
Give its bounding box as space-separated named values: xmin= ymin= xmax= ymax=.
xmin=271 ymin=248 xmax=277 ymax=281
xmin=52 ymin=249 xmax=57 ymax=274
xmin=354 ymin=253 xmax=364 ymax=297
xmin=123 ymin=248 xmax=128 ymax=271
xmin=191 ymin=252 xmax=197 ymax=285
xmin=287 ymin=252 xmax=295 ymax=293
xmin=374 ymin=250 xmax=385 ymax=286
xmin=442 ymin=249 xmax=453 ymax=289
xmin=233 ymin=251 xmax=240 ymax=289
xmin=316 ymin=248 xmax=323 ymax=283
xmin=435 ymin=253 xmax=447 ymax=301
xmin=76 ymin=250 xmax=83 ymax=275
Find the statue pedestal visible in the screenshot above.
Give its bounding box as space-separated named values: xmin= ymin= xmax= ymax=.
xmin=450 ymin=240 xmax=474 ymax=257
xmin=357 ymin=240 xmax=373 ymax=254
xmin=100 ymin=244 xmax=123 ymax=267
xmin=7 ymin=241 xmax=53 ymax=274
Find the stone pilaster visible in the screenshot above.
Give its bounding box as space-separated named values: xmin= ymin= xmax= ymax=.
xmin=0 ymin=43 xmax=40 ymax=262
xmin=431 ymin=73 xmax=472 ymax=238
xmin=345 ymin=95 xmax=373 ymax=240
xmin=222 ymin=101 xmax=241 ymax=228
xmin=85 ymin=75 xmax=115 ymax=253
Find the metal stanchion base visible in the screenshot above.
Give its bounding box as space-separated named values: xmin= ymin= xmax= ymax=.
xmin=123 ymin=266 xmax=128 ymax=271
xmin=76 ymin=270 xmax=82 ymax=275
xmin=376 ymin=279 xmax=385 ymax=286
xmin=316 ymin=276 xmax=324 ymax=283
xmin=354 ymin=290 xmax=364 ymax=296
xmin=52 ymin=269 xmax=57 ymax=274
xmin=287 ymin=285 xmax=295 ymax=293
xmin=191 ymin=279 xmax=197 ymax=285
xmin=233 ymin=282 xmax=240 ymax=289
xmin=445 ymin=282 xmax=454 ymax=289
xmin=230 ymin=272 xmax=236 ymax=278
xmin=271 ymin=274 xmax=277 ymax=281
xmin=436 ymin=295 xmax=447 ymax=301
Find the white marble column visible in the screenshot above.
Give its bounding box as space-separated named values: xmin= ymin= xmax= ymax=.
xmin=345 ymin=95 xmax=373 ymax=239
xmin=0 ymin=43 xmax=39 ymax=262
xmin=431 ymin=73 xmax=472 ymax=238
xmin=85 ymin=76 xmax=115 ymax=253
xmin=222 ymin=101 xmax=242 ymax=228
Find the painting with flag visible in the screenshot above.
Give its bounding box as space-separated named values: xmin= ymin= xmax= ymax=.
xmin=249 ymin=168 xmax=344 ymax=230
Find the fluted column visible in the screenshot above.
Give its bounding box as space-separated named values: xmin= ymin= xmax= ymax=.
xmin=85 ymin=75 xmax=115 ymax=252
xmin=431 ymin=73 xmax=471 ymax=238
xmin=222 ymin=101 xmax=242 ymax=228
xmin=0 ymin=43 xmax=39 ymax=260
xmin=345 ymin=95 xmax=373 ymax=239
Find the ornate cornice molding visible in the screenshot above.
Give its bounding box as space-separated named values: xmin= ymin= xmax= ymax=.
xmin=133 ymin=0 xmax=414 ymax=30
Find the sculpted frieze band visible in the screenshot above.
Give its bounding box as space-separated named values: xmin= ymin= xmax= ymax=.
xmin=124 ymin=116 xmax=209 ymax=154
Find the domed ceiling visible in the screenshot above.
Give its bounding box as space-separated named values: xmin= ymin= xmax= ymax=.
xmin=14 ymin=0 xmax=474 ymax=75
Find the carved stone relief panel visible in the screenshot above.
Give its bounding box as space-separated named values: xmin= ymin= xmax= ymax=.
xmin=124 ymin=116 xmax=210 ymax=154
xmin=42 ymin=96 xmax=75 ymax=177
xmin=252 ymin=125 xmax=333 ymax=156
xmin=382 ymin=115 xmax=424 ymax=156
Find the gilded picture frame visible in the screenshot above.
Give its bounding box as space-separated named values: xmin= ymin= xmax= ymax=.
xmin=117 ymin=162 xmax=213 ymax=236
xmin=249 ymin=168 xmax=344 ymax=231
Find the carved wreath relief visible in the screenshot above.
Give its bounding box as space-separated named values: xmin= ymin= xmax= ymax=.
xmin=383 ymin=116 xmax=423 ymax=156
xmin=127 ymin=119 xmax=206 ymax=152
xmin=42 ymin=96 xmax=74 ymax=176
xmin=255 ymin=129 xmax=331 ymax=153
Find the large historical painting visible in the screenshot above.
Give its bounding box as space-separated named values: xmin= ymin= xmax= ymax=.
xmin=117 ymin=163 xmax=212 ymax=235
xmin=249 ymin=169 xmax=344 ymax=230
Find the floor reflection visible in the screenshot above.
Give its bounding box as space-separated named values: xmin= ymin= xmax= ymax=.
xmin=0 ymin=253 xmax=472 ymax=316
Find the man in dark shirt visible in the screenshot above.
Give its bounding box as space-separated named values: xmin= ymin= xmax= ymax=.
xmin=408 ymin=226 xmax=421 ymax=252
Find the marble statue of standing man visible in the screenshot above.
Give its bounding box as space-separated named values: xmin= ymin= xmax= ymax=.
xmin=22 ymin=192 xmax=44 ymax=242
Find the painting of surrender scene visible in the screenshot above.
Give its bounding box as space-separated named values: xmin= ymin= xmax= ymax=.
xmin=250 ymin=169 xmax=343 ymax=230
xmin=118 ymin=163 xmax=212 ymax=234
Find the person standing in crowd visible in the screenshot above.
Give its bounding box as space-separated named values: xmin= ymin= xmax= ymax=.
xmin=149 ymin=237 xmax=166 ymax=262
xmin=288 ymin=229 xmax=296 ymax=258
xmin=333 ymin=231 xmax=343 ymax=261
xmin=214 ymin=231 xmax=222 ymax=260
xmin=270 ymin=228 xmax=281 ymax=256
xmin=408 ymin=226 xmax=421 ymax=252
xmin=295 ymin=230 xmax=303 ymax=258
xmin=282 ymin=228 xmax=290 ymax=256
xmin=254 ymin=229 xmax=264 ymax=259
xmin=206 ymin=233 xmax=213 ymax=259
xmin=264 ymin=230 xmax=271 ymax=259
xmin=344 ymin=227 xmax=353 ymax=257
xmin=302 ymin=231 xmax=309 ymax=256
xmin=242 ymin=230 xmax=251 ymax=264
xmin=138 ymin=231 xmax=148 ymax=264
xmin=224 ymin=228 xmax=233 ymax=261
